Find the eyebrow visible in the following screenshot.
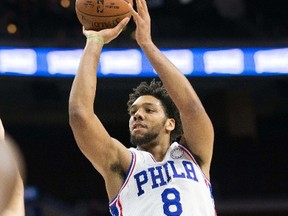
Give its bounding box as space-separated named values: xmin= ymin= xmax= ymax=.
xmin=130 ymin=102 xmax=159 ymax=109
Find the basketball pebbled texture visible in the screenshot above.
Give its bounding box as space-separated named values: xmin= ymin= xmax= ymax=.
xmin=75 ymin=0 xmax=133 ymax=31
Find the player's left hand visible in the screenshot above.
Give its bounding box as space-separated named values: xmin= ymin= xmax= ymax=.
xmin=128 ymin=0 xmax=152 ymax=47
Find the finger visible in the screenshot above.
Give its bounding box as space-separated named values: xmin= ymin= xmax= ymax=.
xmin=141 ymin=0 xmax=148 ymax=13
xmin=109 ymin=17 xmax=130 ymax=38
xmin=135 ymin=0 xmax=144 ymax=15
xmin=116 ymin=17 xmax=130 ymax=32
xmin=82 ymin=26 xmax=88 ymax=36
xmin=128 ymin=2 xmax=142 ymax=25
xmin=128 ymin=3 xmax=139 ymax=18
xmin=135 ymin=0 xmax=149 ymax=20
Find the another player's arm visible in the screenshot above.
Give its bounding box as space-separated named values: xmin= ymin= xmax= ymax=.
xmin=0 ymin=119 xmax=17 ymax=213
xmin=2 ymin=172 xmax=25 ymax=216
xmin=69 ymin=20 xmax=131 ymax=199
xmin=0 ymin=119 xmax=25 ymax=216
xmin=129 ymin=0 xmax=214 ymax=178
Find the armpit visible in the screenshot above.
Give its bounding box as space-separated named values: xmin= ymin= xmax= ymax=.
xmin=110 ymin=162 xmax=125 ymax=179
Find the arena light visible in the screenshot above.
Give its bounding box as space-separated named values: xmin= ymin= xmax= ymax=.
xmin=179 ymin=0 xmax=194 ymax=4
xmin=0 ymin=48 xmax=37 ymax=75
xmin=254 ymin=48 xmax=288 ymax=74
xmin=203 ymin=49 xmax=244 ymax=75
xmin=47 ymin=49 xmax=82 ymax=75
xmin=7 ymin=23 xmax=17 ymax=34
xmin=161 ymin=49 xmax=193 ymax=75
xmin=100 ymin=49 xmax=142 ymax=75
xmin=60 ymin=0 xmax=70 ymax=8
xmin=0 ymin=46 xmax=287 ymax=77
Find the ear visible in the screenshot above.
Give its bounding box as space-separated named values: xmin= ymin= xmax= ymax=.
xmin=165 ymin=118 xmax=175 ymax=132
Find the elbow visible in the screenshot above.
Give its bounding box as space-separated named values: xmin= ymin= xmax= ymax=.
xmin=69 ymin=104 xmax=89 ymax=129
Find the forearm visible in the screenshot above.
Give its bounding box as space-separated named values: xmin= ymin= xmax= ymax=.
xmin=140 ymin=42 xmax=204 ymax=111
xmin=69 ymin=39 xmax=103 ymax=115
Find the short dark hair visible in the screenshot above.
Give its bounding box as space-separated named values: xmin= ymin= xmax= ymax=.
xmin=127 ymin=79 xmax=182 ymax=143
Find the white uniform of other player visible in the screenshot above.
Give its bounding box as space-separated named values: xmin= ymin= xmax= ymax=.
xmin=109 ymin=142 xmax=216 ymax=216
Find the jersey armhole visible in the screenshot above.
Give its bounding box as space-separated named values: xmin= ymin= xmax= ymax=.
xmin=178 ymin=143 xmax=211 ymax=183
xmin=109 ymin=149 xmax=137 ymax=206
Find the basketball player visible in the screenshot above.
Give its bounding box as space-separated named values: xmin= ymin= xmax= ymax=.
xmin=0 ymin=118 xmax=25 ymax=216
xmin=69 ymin=0 xmax=216 ymax=215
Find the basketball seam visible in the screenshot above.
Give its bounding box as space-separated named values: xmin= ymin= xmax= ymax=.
xmin=76 ymin=8 xmax=130 ymax=18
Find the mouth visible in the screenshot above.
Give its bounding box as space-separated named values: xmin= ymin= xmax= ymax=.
xmin=132 ymin=123 xmax=146 ymax=131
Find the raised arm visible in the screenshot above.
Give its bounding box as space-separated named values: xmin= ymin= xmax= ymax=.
xmin=129 ymin=0 xmax=214 ymax=178
xmin=68 ymin=19 xmax=132 ymax=199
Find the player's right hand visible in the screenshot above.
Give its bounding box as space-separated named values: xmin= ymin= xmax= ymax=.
xmin=83 ymin=17 xmax=130 ymax=45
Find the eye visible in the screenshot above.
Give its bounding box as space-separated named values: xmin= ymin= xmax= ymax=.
xmin=146 ymin=108 xmax=154 ymax=113
xmin=129 ymin=109 xmax=136 ymax=116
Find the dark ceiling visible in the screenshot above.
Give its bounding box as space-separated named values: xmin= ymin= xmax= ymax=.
xmin=1 ymin=0 xmax=288 ymax=47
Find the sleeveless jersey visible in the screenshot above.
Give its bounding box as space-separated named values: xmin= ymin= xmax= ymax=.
xmin=109 ymin=142 xmax=216 ymax=216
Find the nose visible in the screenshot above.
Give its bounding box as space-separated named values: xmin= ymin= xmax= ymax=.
xmin=133 ymin=109 xmax=144 ymax=121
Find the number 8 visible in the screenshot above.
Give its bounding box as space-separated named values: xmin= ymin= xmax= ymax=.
xmin=161 ymin=188 xmax=183 ymax=216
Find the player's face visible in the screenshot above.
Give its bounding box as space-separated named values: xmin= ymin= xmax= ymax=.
xmin=129 ymin=95 xmax=168 ymax=146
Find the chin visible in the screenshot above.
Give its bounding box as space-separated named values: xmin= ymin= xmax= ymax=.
xmin=130 ymin=132 xmax=158 ymax=147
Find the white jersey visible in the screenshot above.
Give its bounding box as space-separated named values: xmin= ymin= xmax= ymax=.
xmin=109 ymin=142 xmax=216 ymax=216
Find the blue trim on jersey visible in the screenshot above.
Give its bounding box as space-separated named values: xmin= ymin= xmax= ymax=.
xmin=109 ymin=204 xmax=119 ymax=216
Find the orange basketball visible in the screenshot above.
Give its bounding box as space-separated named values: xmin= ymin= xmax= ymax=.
xmin=75 ymin=0 xmax=133 ymax=31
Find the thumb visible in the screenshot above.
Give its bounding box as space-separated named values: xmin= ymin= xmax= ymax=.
xmin=104 ymin=17 xmax=130 ymax=43
xmin=116 ymin=17 xmax=130 ymax=31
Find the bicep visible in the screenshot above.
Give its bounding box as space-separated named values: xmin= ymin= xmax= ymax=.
xmin=70 ymin=113 xmax=131 ymax=176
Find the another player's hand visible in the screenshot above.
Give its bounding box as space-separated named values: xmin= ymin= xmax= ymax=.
xmin=83 ymin=17 xmax=130 ymax=45
xmin=128 ymin=0 xmax=152 ymax=47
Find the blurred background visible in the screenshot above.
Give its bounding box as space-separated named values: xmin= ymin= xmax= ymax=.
xmin=0 ymin=0 xmax=288 ymax=215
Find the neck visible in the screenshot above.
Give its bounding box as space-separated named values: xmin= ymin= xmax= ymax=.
xmin=137 ymin=140 xmax=170 ymax=162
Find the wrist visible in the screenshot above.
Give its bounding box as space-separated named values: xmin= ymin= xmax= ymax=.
xmin=138 ymin=41 xmax=154 ymax=49
xmin=86 ymin=34 xmax=105 ymax=45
